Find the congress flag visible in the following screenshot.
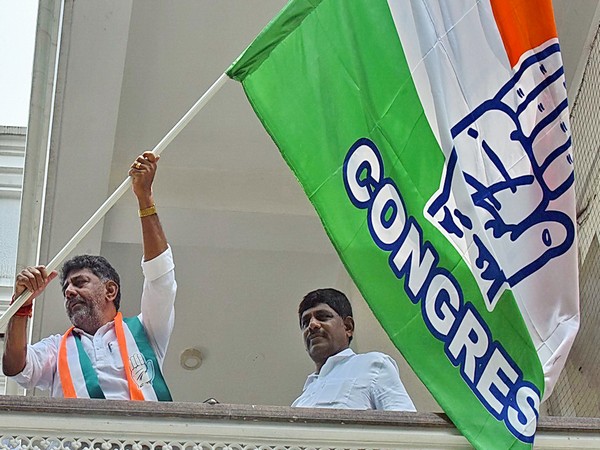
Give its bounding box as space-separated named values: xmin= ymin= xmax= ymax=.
xmin=227 ymin=1 xmax=579 ymax=448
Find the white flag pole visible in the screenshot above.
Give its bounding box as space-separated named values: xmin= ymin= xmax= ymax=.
xmin=0 ymin=73 xmax=229 ymax=330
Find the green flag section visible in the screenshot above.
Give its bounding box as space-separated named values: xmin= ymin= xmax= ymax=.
xmin=228 ymin=1 xmax=579 ymax=449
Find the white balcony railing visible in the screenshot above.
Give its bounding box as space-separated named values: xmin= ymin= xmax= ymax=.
xmin=0 ymin=396 xmax=599 ymax=449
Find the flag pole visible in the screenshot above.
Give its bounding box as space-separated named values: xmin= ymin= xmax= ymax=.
xmin=0 ymin=73 xmax=229 ymax=330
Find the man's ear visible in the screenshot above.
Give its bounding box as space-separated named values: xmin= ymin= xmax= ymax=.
xmin=104 ymin=280 xmax=119 ymax=304
xmin=344 ymin=316 xmax=355 ymax=339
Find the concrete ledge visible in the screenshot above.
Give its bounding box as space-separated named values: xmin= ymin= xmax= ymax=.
xmin=0 ymin=394 xmax=598 ymax=432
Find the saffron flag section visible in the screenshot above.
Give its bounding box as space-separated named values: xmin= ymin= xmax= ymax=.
xmin=227 ymin=1 xmax=578 ymax=449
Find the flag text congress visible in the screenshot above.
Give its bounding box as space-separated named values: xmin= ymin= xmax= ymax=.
xmin=344 ymin=138 xmax=539 ymax=442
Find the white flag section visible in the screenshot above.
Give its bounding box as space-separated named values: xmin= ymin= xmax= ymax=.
xmin=388 ymin=0 xmax=579 ymax=400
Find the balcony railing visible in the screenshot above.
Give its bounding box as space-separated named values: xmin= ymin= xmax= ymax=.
xmin=1 ymin=396 xmax=600 ymax=449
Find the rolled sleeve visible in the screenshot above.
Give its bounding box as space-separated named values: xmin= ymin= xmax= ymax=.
xmin=142 ymin=245 xmax=175 ymax=281
xmin=139 ymin=245 xmax=177 ymax=365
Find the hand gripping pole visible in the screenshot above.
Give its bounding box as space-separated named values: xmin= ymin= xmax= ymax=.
xmin=0 ymin=73 xmax=229 ymax=330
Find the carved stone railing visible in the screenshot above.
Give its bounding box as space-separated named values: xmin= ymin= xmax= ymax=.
xmin=0 ymin=395 xmax=599 ymax=449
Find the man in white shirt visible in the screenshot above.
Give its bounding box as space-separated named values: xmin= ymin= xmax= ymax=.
xmin=2 ymin=152 xmax=176 ymax=401
xmin=292 ymin=288 xmax=416 ymax=411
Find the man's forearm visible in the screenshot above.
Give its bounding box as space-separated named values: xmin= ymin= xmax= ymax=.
xmin=2 ymin=316 xmax=29 ymax=376
xmin=139 ymin=212 xmax=168 ymax=261
xmin=131 ymin=152 xmax=168 ymax=262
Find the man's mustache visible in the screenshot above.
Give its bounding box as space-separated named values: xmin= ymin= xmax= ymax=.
xmin=66 ymin=297 xmax=86 ymax=312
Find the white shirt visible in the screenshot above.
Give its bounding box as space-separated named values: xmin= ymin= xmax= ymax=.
xmin=12 ymin=247 xmax=177 ymax=399
xmin=292 ymin=348 xmax=416 ymax=411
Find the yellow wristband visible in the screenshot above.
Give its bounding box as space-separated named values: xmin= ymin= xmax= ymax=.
xmin=139 ymin=204 xmax=157 ymax=218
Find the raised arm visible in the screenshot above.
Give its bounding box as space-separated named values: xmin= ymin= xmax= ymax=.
xmin=130 ymin=152 xmax=176 ymax=361
xmin=2 ymin=266 xmax=56 ymax=376
xmin=129 ymin=151 xmax=168 ymax=261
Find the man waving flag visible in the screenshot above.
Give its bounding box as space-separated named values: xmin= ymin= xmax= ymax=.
xmin=227 ymin=1 xmax=579 ymax=448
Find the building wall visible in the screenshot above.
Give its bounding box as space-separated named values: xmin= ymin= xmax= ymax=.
xmin=0 ymin=125 xmax=26 ymax=394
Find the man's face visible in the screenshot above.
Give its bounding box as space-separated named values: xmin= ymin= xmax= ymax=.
xmin=62 ymin=268 xmax=112 ymax=334
xmin=300 ymin=303 xmax=353 ymax=371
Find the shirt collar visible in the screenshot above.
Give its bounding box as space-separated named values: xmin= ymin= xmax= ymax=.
xmin=315 ymin=347 xmax=356 ymax=377
xmin=302 ymin=348 xmax=355 ymax=391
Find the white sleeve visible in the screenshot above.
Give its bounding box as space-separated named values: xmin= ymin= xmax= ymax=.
xmin=139 ymin=245 xmax=177 ymax=365
xmin=11 ymin=334 xmax=61 ymax=391
xmin=371 ymin=354 xmax=417 ymax=411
